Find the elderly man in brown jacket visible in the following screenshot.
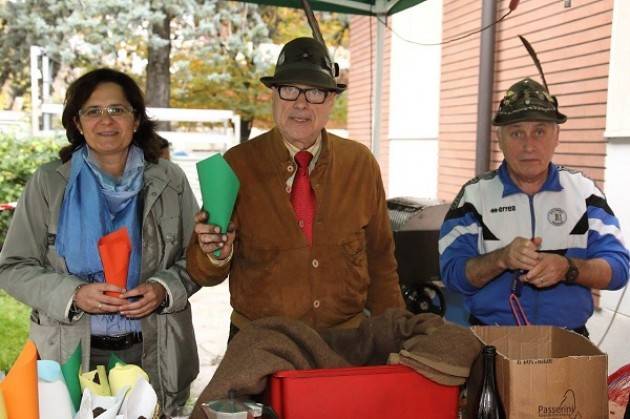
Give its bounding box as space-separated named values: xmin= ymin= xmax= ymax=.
xmin=187 ymin=37 xmax=404 ymax=338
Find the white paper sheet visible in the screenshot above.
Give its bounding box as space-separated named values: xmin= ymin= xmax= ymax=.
xmin=74 ymin=386 xmax=127 ymax=419
xmin=118 ymin=377 xmax=157 ymax=419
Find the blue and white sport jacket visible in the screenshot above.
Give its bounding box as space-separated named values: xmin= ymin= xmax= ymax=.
xmin=439 ymin=161 xmax=629 ymax=328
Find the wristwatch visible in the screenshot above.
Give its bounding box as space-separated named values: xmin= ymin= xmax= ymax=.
xmin=158 ymin=293 xmax=170 ymax=312
xmin=564 ymin=256 xmax=579 ymax=283
xmin=69 ymin=283 xmax=86 ymax=321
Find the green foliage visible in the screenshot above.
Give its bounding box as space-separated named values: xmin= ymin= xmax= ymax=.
xmin=0 ymin=134 xmax=61 ymax=247
xmin=0 ymin=0 xmax=221 ymax=102
xmin=330 ymin=92 xmax=348 ymax=128
xmin=172 ymin=4 xmax=349 ymax=129
xmin=260 ymin=7 xmax=349 ymax=48
xmin=0 ymin=1 xmax=349 ymax=130
xmin=171 ymin=2 xmax=273 ymax=127
xmin=172 ymin=57 xmax=274 ymax=127
xmin=0 ymin=289 xmax=30 ymax=373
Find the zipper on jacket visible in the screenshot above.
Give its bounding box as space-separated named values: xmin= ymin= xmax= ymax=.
xmin=528 ymin=195 xmax=536 ymax=238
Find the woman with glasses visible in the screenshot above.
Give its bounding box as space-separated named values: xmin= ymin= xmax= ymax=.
xmin=0 ymin=68 xmax=199 ymax=415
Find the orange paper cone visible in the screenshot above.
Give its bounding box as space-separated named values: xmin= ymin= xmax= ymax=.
xmin=98 ymin=227 xmax=131 ymax=297
xmin=0 ymin=340 xmax=39 ymax=419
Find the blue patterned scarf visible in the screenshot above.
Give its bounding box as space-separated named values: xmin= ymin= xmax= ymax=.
xmin=56 ymin=145 xmax=144 ymax=335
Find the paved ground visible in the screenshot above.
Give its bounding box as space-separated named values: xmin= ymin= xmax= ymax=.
xmin=189 ymin=285 xmax=231 ymax=401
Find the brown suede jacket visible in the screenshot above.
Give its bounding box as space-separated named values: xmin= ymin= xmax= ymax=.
xmin=187 ymin=128 xmax=404 ymax=329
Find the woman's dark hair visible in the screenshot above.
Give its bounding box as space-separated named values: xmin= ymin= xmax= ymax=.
xmin=60 ymin=68 xmax=160 ymax=163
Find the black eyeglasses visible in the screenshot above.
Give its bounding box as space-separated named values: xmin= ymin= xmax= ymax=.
xmin=276 ymin=85 xmax=332 ymax=104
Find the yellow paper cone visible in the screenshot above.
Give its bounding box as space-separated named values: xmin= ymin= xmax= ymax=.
xmin=0 ymin=387 xmax=7 ymax=419
xmin=108 ymin=364 xmax=149 ymax=395
xmin=79 ymin=365 xmax=111 ymax=396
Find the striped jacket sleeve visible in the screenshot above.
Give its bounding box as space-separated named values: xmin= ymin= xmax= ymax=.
xmin=584 ymin=189 xmax=629 ymax=290
xmin=438 ymin=184 xmax=483 ymax=296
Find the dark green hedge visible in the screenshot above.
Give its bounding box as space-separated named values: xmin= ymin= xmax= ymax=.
xmin=0 ymin=134 xmax=61 ymax=248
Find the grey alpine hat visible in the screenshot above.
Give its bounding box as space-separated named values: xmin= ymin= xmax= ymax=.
xmin=260 ymin=37 xmax=346 ymax=93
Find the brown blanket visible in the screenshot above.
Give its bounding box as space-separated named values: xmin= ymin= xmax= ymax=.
xmin=191 ymin=309 xmax=480 ymax=419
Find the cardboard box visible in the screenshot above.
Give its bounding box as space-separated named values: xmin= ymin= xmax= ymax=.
xmin=267 ymin=364 xmax=459 ymax=419
xmin=469 ymin=326 xmax=608 ymax=419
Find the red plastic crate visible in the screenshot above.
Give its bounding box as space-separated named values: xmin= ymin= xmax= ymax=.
xmin=267 ymin=364 xmax=459 ymax=419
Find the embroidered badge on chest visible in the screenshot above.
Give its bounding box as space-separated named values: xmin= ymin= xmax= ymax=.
xmin=547 ymin=208 xmax=567 ymax=226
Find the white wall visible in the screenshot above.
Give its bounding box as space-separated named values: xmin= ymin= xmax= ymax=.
xmin=602 ymin=0 xmax=630 ymax=315
xmin=387 ymin=0 xmax=442 ymax=199
xmin=604 ymin=0 xmax=630 ymax=139
xmin=389 ymin=139 xmax=438 ymax=198
xmin=603 ymin=142 xmax=630 ymax=315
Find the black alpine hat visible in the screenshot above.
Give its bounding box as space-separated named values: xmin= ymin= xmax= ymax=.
xmin=260 ymin=37 xmax=346 ymax=93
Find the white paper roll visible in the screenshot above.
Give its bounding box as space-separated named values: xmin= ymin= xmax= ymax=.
xmin=37 ymin=360 xmax=74 ymax=419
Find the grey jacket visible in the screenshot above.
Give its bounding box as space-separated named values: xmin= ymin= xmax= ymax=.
xmin=0 ymin=157 xmax=200 ymax=413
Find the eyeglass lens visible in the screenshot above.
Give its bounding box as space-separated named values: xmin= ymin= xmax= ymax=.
xmin=80 ymin=105 xmax=133 ymax=119
xmin=278 ymin=86 xmax=328 ymax=104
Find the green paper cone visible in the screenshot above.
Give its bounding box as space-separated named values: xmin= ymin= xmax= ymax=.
xmin=60 ymin=343 xmax=82 ymax=411
xmin=196 ymin=154 xmax=240 ymax=256
xmin=107 ymin=353 xmax=127 ymax=372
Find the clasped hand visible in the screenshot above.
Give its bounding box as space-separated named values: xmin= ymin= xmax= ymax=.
xmin=73 ymin=281 xmax=166 ymax=318
xmin=501 ymin=237 xmax=569 ymax=288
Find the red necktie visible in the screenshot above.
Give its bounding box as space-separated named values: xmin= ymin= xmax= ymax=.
xmin=291 ymin=151 xmax=316 ymax=245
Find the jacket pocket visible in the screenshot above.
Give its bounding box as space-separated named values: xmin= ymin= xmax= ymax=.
xmin=29 ymin=310 xmax=62 ymax=362
xmin=340 ymin=231 xmax=370 ymax=296
xmin=342 ymin=231 xmax=368 ymax=265
xmin=232 ymin=239 xmax=280 ymax=311
xmin=236 ymin=238 xmax=279 ymax=277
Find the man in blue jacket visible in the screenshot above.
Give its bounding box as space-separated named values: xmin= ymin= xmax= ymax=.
xmin=438 ymin=77 xmax=629 ymax=336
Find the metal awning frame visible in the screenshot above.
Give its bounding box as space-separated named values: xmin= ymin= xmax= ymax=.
xmin=312 ymin=0 xmax=398 ymax=15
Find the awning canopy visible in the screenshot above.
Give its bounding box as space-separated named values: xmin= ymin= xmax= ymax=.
xmin=233 ymin=0 xmax=424 ymax=16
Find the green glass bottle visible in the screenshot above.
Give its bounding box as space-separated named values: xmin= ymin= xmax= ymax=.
xmin=475 ymin=345 xmax=506 ymax=419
